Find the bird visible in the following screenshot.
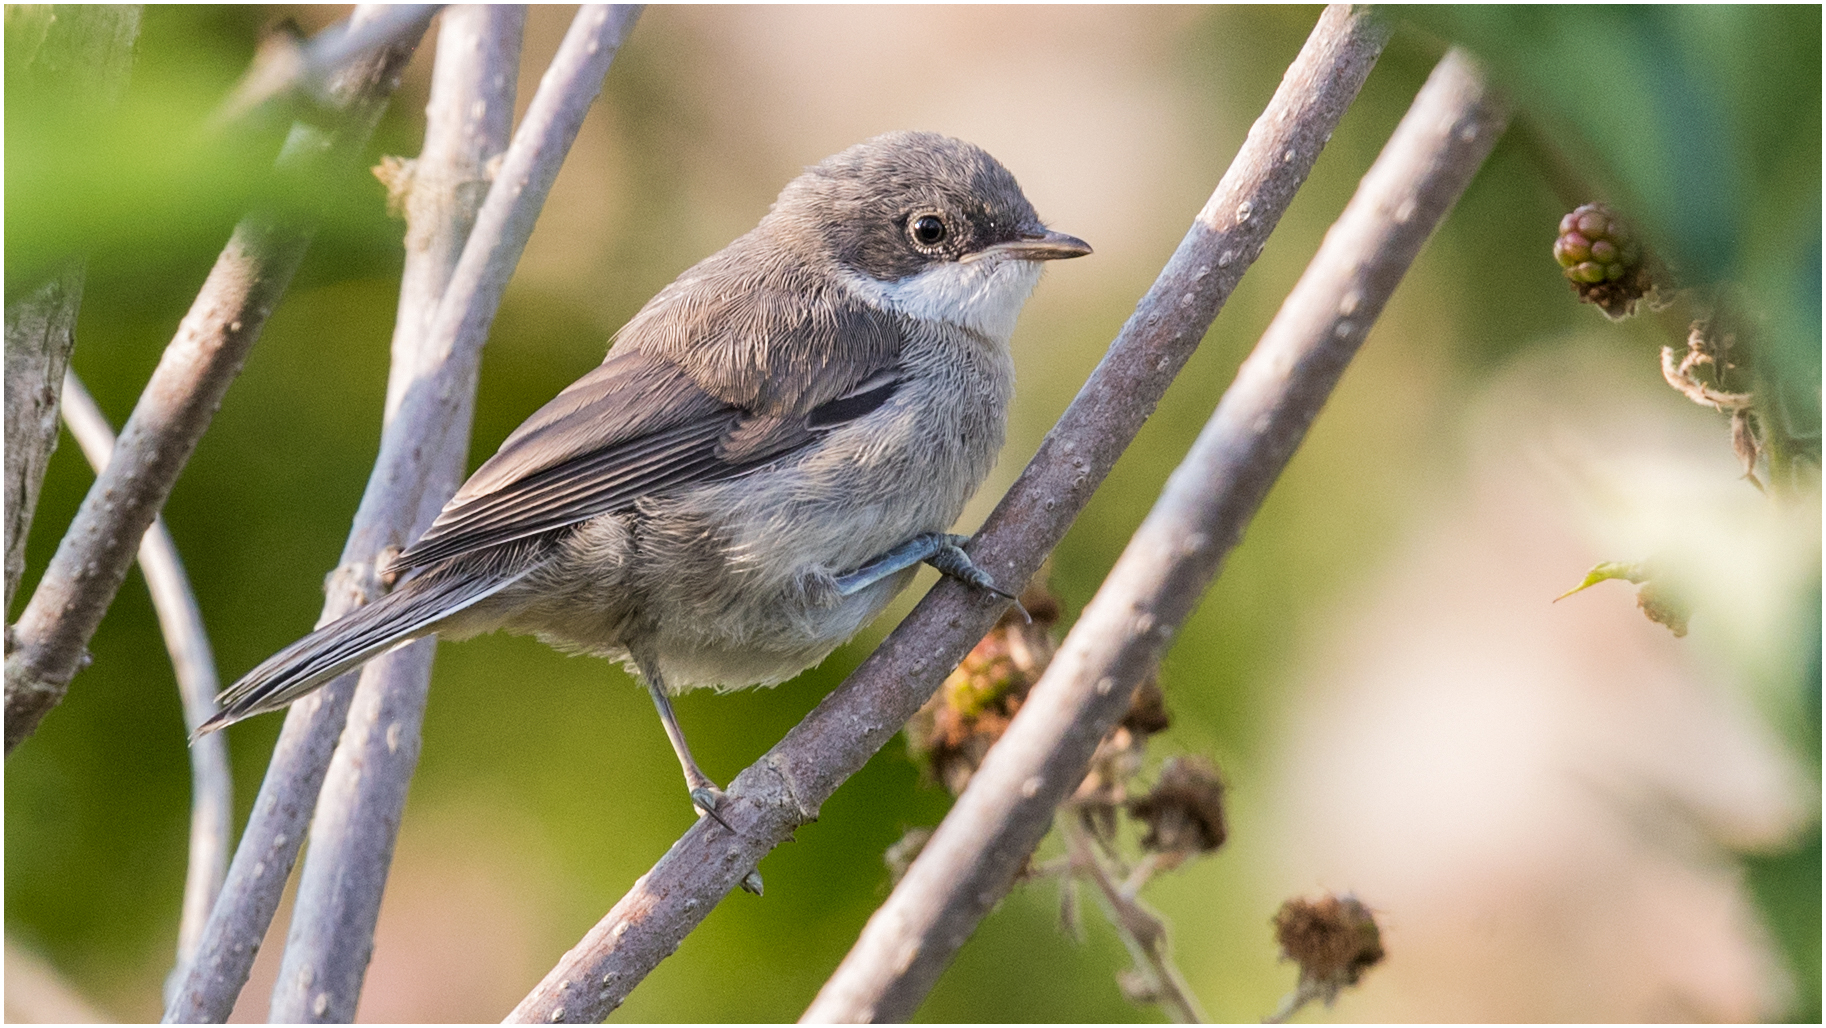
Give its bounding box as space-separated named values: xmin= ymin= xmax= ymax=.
xmin=198 ymin=131 xmax=1091 ymax=819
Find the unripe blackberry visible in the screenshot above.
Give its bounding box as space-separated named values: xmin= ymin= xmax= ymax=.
xmin=1554 ymin=203 xmax=1652 ymax=317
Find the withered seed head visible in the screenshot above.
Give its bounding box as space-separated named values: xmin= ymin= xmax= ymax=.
xmin=908 ymin=579 xmax=1062 ymax=793
xmin=1273 ymin=893 xmax=1385 ymax=1003
xmin=1127 ymin=755 xmax=1227 ymax=856
xmin=1122 ymin=675 xmax=1171 ymax=738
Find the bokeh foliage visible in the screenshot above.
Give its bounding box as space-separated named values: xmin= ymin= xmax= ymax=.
xmin=5 ymin=6 xmax=1817 ymax=1022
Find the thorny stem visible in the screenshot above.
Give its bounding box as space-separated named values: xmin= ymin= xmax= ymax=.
xmin=5 ymin=6 xmax=421 ymax=758
xmin=267 ymin=7 xmax=527 ymax=1022
xmin=1063 ymin=818 xmax=1206 ymax=1023
xmin=804 ymin=45 xmax=1506 ymax=1025
xmin=510 ymin=6 xmax=1390 ymax=1024
xmin=56 ymin=373 xmax=233 ymax=1003
xmin=1263 ymin=978 xmax=1329 ymax=1024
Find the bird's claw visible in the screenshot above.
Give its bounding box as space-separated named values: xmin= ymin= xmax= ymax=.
xmin=927 ymin=539 xmax=1028 ymax=621
xmin=690 ymin=785 xmax=734 ymax=832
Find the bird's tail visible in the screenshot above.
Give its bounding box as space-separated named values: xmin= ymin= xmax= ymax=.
xmin=195 ymin=566 xmax=526 ymax=738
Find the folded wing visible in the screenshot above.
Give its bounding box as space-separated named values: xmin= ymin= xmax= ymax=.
xmin=390 ymin=272 xmax=908 ymax=574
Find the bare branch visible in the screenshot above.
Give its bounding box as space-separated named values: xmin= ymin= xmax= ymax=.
xmin=4 ymin=4 xmax=141 ymax=613
xmin=56 ymin=371 xmax=235 ymax=1000
xmin=804 ymin=49 xmax=1509 ymax=1024
xmin=164 ymin=6 xmax=640 ymax=1022
xmin=4 ymin=6 xmax=426 ymax=757
xmin=267 ymin=8 xmax=525 ymax=1023
xmin=212 ymin=4 xmax=445 ymax=128
xmin=506 ymin=6 xmax=1391 ymax=1023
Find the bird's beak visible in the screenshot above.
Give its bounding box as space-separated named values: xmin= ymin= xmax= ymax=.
xmin=962 ymin=228 xmax=1093 ymax=263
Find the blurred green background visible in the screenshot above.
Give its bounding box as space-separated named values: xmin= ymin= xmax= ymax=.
xmin=6 ymin=5 xmax=1818 ymax=1023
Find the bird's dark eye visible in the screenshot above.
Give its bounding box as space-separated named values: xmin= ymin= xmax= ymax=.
xmin=909 ymin=214 xmax=948 ymax=248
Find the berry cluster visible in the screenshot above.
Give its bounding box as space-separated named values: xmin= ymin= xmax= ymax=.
xmin=1554 ymin=203 xmax=1638 ymax=283
xmin=1553 ymin=202 xmax=1652 ymax=318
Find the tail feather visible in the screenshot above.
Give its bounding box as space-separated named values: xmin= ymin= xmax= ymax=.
xmin=195 ymin=567 xmax=527 ymax=737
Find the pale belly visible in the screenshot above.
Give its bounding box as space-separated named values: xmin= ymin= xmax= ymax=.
xmin=472 ymin=338 xmax=1010 ymax=693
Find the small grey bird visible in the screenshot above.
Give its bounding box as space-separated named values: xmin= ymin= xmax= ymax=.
xmin=199 ymin=131 xmax=1090 ymax=817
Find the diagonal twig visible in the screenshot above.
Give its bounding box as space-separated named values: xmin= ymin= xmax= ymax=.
xmin=804 ymin=48 xmax=1510 ymax=1024
xmin=163 ymin=6 xmax=643 ymax=1023
xmin=211 ymin=4 xmax=445 ymax=129
xmin=506 ymin=6 xmax=1390 ymax=1023
xmin=266 ymin=7 xmax=527 ymax=1022
xmin=4 ymin=5 xmax=426 ymax=758
xmin=56 ymin=372 xmax=233 ymax=1004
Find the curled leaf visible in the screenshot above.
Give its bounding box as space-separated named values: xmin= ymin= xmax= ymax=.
xmin=1554 ymin=560 xmax=1648 ymax=601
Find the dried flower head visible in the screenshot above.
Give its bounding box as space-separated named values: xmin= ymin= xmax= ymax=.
xmin=1273 ymin=893 xmax=1385 ymax=1005
xmin=1127 ymin=755 xmax=1227 ymax=860
xmin=906 ymin=581 xmax=1061 ymax=794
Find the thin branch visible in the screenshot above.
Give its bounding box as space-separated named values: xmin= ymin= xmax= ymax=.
xmin=4 ymin=4 xmax=141 ymax=614
xmin=164 ymin=6 xmax=640 ymax=1022
xmin=4 ymin=5 xmax=426 ymax=757
xmin=211 ymin=4 xmax=445 ymax=128
xmin=267 ymin=7 xmax=525 ymax=1023
xmin=506 ymin=6 xmax=1391 ymax=1023
xmin=56 ymin=372 xmax=235 ymax=1001
xmin=804 ymin=49 xmax=1509 ymax=1024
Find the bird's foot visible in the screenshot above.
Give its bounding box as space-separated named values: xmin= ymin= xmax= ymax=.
xmin=690 ymin=784 xmax=733 ymax=832
xmin=926 ymin=535 xmax=1030 ymax=623
xmin=836 ymin=533 xmax=1028 ymax=621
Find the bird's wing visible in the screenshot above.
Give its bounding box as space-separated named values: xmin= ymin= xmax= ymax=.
xmin=390 ymin=273 xmax=906 ymax=573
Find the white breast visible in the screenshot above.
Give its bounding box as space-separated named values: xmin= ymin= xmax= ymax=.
xmin=843 ymin=257 xmax=1044 ymax=343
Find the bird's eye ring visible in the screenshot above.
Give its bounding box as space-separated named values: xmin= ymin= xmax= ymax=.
xmin=908 ymin=213 xmax=948 ymax=248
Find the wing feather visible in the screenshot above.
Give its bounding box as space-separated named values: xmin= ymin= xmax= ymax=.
xmin=390 ymin=248 xmax=911 ymax=574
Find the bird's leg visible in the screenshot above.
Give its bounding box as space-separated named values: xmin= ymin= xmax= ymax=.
xmin=835 ymin=532 xmax=1027 ymax=620
xmin=635 ymin=655 xmax=732 ymax=831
